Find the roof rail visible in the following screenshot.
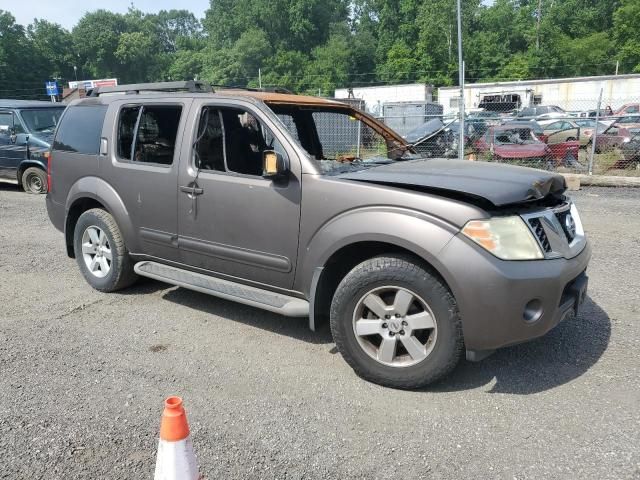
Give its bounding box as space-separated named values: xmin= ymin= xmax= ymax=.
xmin=88 ymin=81 xmax=214 ymax=97
xmin=212 ymin=85 xmax=294 ymax=95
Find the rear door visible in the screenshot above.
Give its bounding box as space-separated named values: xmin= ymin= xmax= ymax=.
xmin=103 ymin=98 xmax=192 ymax=261
xmin=177 ymin=100 xmax=302 ymax=289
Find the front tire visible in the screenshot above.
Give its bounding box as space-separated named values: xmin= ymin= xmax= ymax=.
xmin=330 ymin=255 xmax=463 ymax=389
xmin=73 ymin=208 xmax=137 ymax=292
xmin=21 ymin=167 xmax=47 ymax=194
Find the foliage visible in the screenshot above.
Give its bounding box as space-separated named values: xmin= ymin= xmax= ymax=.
xmin=0 ymin=0 xmax=634 ymax=99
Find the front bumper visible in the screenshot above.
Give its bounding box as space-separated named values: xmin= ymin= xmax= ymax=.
xmin=438 ymin=234 xmax=592 ymax=351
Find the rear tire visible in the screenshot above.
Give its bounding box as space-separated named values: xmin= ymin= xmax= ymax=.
xmin=73 ymin=208 xmax=137 ymax=292
xmin=21 ymin=167 xmax=47 ymax=194
xmin=330 ymin=255 xmax=463 ymax=389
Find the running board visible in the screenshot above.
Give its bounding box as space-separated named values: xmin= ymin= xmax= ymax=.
xmin=134 ymin=261 xmax=309 ymax=317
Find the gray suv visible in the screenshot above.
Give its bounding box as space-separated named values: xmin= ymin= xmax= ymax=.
xmin=46 ymin=82 xmax=591 ymax=389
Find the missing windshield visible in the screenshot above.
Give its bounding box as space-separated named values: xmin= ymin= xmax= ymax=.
xmin=267 ymin=103 xmax=408 ymax=173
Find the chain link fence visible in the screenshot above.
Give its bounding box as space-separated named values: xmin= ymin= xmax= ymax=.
xmin=335 ymin=92 xmax=640 ymax=177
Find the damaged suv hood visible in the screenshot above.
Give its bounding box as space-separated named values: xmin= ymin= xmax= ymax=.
xmin=336 ymin=158 xmax=566 ymax=207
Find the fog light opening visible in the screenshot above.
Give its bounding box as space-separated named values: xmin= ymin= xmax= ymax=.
xmin=523 ymin=299 xmax=543 ymax=324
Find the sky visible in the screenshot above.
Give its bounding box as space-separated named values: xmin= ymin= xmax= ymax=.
xmin=9 ymin=0 xmax=210 ymax=29
xmin=10 ymin=0 xmax=495 ymax=30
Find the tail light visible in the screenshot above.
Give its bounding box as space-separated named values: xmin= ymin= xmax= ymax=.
xmin=538 ymin=134 xmax=549 ymax=143
xmin=45 ymin=151 xmax=52 ymax=192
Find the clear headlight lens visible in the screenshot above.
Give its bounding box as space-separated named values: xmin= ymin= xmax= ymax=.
xmin=462 ymin=216 xmax=544 ymax=260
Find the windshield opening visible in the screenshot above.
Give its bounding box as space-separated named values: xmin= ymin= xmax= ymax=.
xmin=266 ymin=103 xmax=409 ymax=174
xmin=20 ymin=107 xmax=66 ymax=133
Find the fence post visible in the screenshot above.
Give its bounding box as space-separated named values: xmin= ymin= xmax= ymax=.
xmin=456 ymin=0 xmax=465 ymax=162
xmin=588 ymin=88 xmax=603 ymax=176
xmin=356 ymin=116 xmax=361 ymax=159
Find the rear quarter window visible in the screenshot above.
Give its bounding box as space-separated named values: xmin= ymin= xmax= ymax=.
xmin=53 ymin=105 xmax=107 ymax=154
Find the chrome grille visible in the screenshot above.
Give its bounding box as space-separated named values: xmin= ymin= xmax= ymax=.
xmin=527 ymin=218 xmax=552 ymax=252
xmin=555 ymin=209 xmax=576 ymax=242
xmin=521 ymin=202 xmax=586 ymax=259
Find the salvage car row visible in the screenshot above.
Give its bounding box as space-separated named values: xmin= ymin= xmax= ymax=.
xmin=403 ymin=110 xmax=640 ymax=170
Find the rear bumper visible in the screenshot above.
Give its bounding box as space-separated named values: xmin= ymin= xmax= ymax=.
xmin=438 ymin=234 xmax=592 ymax=351
xmin=46 ymin=195 xmax=65 ymax=233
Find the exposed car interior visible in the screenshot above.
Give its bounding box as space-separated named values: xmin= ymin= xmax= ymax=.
xmin=194 ymin=107 xmax=277 ymax=176
xmin=494 ymin=128 xmax=539 ymax=144
xmin=117 ymin=105 xmax=182 ymax=165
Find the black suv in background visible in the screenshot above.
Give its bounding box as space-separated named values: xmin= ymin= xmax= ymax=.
xmin=46 ymin=82 xmax=591 ymax=389
xmin=0 ymin=100 xmax=66 ymax=193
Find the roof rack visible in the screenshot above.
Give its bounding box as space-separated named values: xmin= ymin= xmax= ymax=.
xmin=88 ymin=80 xmax=214 ymax=97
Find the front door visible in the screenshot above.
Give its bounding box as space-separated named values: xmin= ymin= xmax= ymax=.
xmin=0 ymin=110 xmax=26 ymax=179
xmin=177 ymin=101 xmax=302 ymax=289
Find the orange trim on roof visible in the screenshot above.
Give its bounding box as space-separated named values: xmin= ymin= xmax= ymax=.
xmin=222 ymin=90 xmax=345 ymax=105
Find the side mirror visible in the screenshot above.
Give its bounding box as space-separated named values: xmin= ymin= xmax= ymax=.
xmin=9 ymin=128 xmax=17 ymax=144
xmin=262 ymin=150 xmax=288 ymax=179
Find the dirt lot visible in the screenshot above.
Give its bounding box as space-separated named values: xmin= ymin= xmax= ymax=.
xmin=0 ymin=183 xmax=638 ymax=479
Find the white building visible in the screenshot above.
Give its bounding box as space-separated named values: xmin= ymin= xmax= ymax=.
xmin=334 ymin=84 xmax=434 ymax=116
xmin=437 ymin=74 xmax=640 ymax=115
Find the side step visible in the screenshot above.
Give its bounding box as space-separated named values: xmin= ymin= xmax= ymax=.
xmin=134 ymin=261 xmax=309 ymax=317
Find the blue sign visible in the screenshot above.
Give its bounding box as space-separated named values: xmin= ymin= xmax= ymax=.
xmin=45 ymin=81 xmax=59 ymax=96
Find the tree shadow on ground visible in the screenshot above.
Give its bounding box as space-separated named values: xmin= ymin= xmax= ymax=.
xmin=153 ymin=282 xmax=610 ymax=394
xmin=431 ymin=296 xmax=610 ymax=394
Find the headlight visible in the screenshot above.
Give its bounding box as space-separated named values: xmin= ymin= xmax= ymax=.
xmin=462 ymin=216 xmax=544 ymax=260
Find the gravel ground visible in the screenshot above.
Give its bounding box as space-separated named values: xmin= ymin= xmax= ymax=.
xmin=0 ymin=183 xmax=638 ymax=479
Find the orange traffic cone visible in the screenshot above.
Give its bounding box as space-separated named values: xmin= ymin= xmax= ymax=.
xmin=154 ymin=396 xmax=200 ymax=480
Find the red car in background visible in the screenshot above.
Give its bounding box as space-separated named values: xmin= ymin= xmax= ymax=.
xmin=475 ymin=122 xmax=581 ymax=168
xmin=474 ymin=125 xmax=552 ymax=167
xmin=589 ymin=125 xmax=633 ymax=153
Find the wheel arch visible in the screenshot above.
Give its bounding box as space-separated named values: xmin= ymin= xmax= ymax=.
xmin=64 ymin=177 xmax=137 ymax=258
xmin=302 ymin=209 xmax=461 ymax=331
xmin=17 ymin=160 xmax=46 ymax=186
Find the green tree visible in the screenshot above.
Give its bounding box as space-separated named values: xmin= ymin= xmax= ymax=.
xmin=72 ymin=10 xmax=128 ymax=79
xmin=613 ymin=0 xmax=640 ymax=73
xmin=0 ymin=11 xmax=44 ymax=98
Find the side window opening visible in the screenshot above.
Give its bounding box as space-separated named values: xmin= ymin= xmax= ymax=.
xmin=10 ymin=113 xmax=25 ymax=134
xmin=117 ymin=104 xmax=182 ymax=165
xmin=194 ymin=109 xmax=225 ymax=172
xmin=194 ymin=106 xmax=286 ymax=177
xmin=0 ymin=112 xmax=12 ymax=135
xmin=117 ymin=107 xmax=140 ymax=160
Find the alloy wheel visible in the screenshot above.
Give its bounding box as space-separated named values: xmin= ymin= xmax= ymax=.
xmin=352 ymin=286 xmax=438 ymax=368
xmin=81 ymin=226 xmax=112 ymax=278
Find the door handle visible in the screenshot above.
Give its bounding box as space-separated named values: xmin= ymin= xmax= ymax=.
xmin=180 ymin=185 xmax=203 ymax=195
